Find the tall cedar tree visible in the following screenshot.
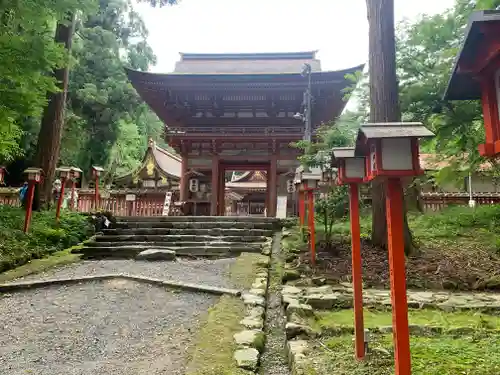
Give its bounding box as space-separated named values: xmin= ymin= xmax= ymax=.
xmin=34 ymin=14 xmax=75 ymax=207
xmin=366 ymin=0 xmax=414 ymax=253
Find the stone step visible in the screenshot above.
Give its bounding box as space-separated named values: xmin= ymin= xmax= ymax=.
xmin=113 ymin=221 xmax=276 ymax=230
xmin=76 ymin=244 xmax=259 ymax=259
xmin=115 ymin=216 xmax=279 ymax=224
xmin=86 ymin=241 xmax=263 ymax=249
xmin=106 ymin=228 xmax=274 ymax=237
xmin=95 ymin=234 xmax=268 ymax=243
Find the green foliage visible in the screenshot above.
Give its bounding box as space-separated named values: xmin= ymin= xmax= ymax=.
xmin=0 ymin=205 xmax=93 ymax=272
xmin=315 ymin=185 xmax=350 ymax=242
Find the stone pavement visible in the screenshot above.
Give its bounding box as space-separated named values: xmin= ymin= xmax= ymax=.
xmin=282 ymin=283 xmax=500 ymax=311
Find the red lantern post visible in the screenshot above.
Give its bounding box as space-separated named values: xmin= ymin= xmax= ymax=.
xmin=69 ymin=167 xmax=82 ymax=211
xmin=55 ymin=167 xmax=71 ymax=222
xmin=332 ymin=147 xmax=367 ymax=360
xmin=355 ymin=122 xmax=434 ymax=375
xmin=299 ymin=169 xmax=321 ymax=266
xmin=22 ymin=168 xmax=43 ymax=233
xmin=444 ymin=11 xmax=500 ymax=157
xmin=92 ymin=166 xmax=104 ymax=211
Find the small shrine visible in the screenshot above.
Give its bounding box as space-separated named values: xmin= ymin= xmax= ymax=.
xmin=113 ymin=138 xmax=181 ymax=189
xmin=226 ymin=171 xmax=267 ymax=215
xmin=445 ymin=10 xmax=500 ymax=156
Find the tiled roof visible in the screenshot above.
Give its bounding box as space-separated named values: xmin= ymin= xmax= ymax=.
xmin=174 ymin=51 xmax=321 ymax=74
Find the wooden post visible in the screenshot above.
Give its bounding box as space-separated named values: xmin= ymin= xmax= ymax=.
xmin=349 ymin=183 xmax=365 ymax=360
xmin=180 ymin=155 xmax=188 ymax=202
xmin=269 ymin=156 xmax=278 ymax=217
xmin=210 ymin=156 xmax=219 ymax=216
xmin=23 ymin=182 xmax=36 ymax=233
xmin=94 ymin=176 xmax=99 ymax=211
xmin=308 ymin=189 xmax=316 ymax=266
xmin=386 ymin=178 xmax=411 ymax=375
xmin=56 ymin=177 xmax=67 ymax=222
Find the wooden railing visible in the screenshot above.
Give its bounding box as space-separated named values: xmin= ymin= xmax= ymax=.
xmin=0 ymin=188 xmax=21 ymax=207
xmin=420 ymin=192 xmax=500 ymax=212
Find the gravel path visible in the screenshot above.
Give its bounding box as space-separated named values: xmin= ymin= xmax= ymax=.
xmin=10 ymin=258 xmax=237 ymax=289
xmin=0 ymin=280 xmax=218 ymax=375
xmin=260 ymin=233 xmax=291 ymax=375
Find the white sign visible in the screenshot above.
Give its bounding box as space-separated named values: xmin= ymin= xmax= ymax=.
xmin=162 ymin=191 xmax=172 ymax=216
xmin=125 ymin=194 xmax=136 ymax=202
xmin=276 ymin=196 xmax=288 ymax=218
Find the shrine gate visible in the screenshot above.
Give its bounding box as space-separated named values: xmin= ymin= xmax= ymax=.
xmin=126 ymin=51 xmax=360 ymax=217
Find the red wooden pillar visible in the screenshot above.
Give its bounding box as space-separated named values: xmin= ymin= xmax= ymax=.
xmin=386 ymin=178 xmax=411 ymax=375
xmin=56 ymin=177 xmax=67 ymax=222
xmin=265 ymin=167 xmax=270 ymax=216
xmin=307 ymin=189 xmax=316 ymax=266
xmin=210 ymin=155 xmax=219 ymax=216
xmin=180 ymin=155 xmax=188 ymax=201
xmin=268 ymin=156 xmax=278 ymax=217
xmin=349 ymin=183 xmax=365 ymax=360
xmin=23 ymin=182 xmax=36 ymax=233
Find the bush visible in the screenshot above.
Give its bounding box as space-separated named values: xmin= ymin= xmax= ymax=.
xmin=0 ymin=206 xmax=94 ymax=272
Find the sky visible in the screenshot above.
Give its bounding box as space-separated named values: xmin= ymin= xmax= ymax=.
xmin=135 ymin=0 xmax=456 ymax=73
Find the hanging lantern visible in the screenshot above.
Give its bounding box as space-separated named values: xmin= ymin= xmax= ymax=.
xmin=189 ymin=178 xmax=199 ymax=193
xmin=286 ymin=179 xmax=296 ymax=193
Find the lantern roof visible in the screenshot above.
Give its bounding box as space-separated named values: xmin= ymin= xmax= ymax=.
xmin=92 ymin=166 xmax=105 ymax=172
xmin=357 ymin=122 xmax=434 ymax=139
xmin=444 ymin=10 xmax=500 ymax=101
xmin=70 ymin=166 xmax=83 ymax=173
xmin=23 ymin=167 xmax=43 ymax=174
xmin=331 ymin=147 xmax=356 ymax=159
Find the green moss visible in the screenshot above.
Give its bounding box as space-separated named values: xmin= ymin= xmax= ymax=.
xmin=186 ymin=252 xmax=266 ymax=375
xmin=308 ymin=333 xmax=500 ymax=374
xmin=252 ymin=331 xmax=266 ymax=353
xmin=312 ymin=309 xmax=500 ymax=332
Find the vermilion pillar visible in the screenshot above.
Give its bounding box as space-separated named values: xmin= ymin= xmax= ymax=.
xmin=56 ymin=177 xmax=67 ymax=222
xmin=23 ymin=182 xmax=36 ymax=233
xmin=180 ymin=155 xmax=188 ymax=201
xmin=210 ymin=155 xmax=219 ymax=216
xmin=349 ymin=183 xmax=365 ymax=360
xmin=386 ymin=178 xmax=411 ymax=375
xmin=307 ymin=189 xmax=316 ymax=266
xmin=268 ymin=156 xmax=278 ymax=217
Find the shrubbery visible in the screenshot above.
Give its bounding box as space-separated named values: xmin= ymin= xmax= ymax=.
xmin=0 ymin=206 xmax=94 ymax=272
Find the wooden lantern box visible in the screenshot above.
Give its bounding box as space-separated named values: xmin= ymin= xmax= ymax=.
xmin=445 ymin=10 xmax=500 ymax=156
xmin=24 ymin=167 xmax=43 ymax=183
xmin=331 ymin=147 xmax=366 ymax=185
xmin=355 ymin=122 xmax=434 ymax=182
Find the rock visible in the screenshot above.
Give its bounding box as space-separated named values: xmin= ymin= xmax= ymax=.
xmin=240 ymin=317 xmax=264 ymax=329
xmin=287 ymin=340 xmax=309 ymax=367
xmin=442 ymin=280 xmax=459 ymax=290
xmin=286 ymin=301 xmax=313 ymax=317
xmin=305 ymin=292 xmax=350 ymax=309
xmin=312 ymin=276 xmax=327 ymax=286
xmin=261 ymin=245 xmax=271 ymax=256
xmin=234 ymin=348 xmax=259 ymax=371
xmin=135 ymin=249 xmax=176 ymax=261
xmin=282 ymin=285 xmax=302 ymax=295
xmin=249 ymin=288 xmax=266 ymax=296
xmin=282 ymin=269 xmax=301 ymax=282
xmin=247 ymin=306 xmax=265 ymax=318
xmin=282 ymin=294 xmax=300 ymax=307
xmin=256 ymin=272 xmax=268 ymax=278
xmin=234 ymin=330 xmax=266 ymax=352
xmin=256 ymin=256 xmax=270 ymax=268
xmin=285 ymin=253 xmax=298 ymax=262
xmin=242 ymin=293 xmax=265 ymax=307
xmin=252 ymin=278 xmax=267 ymax=290
xmin=285 ymin=322 xmax=314 ymax=340
xmin=305 ymin=285 xmax=332 ymax=294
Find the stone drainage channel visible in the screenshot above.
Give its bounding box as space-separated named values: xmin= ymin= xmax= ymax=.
xmin=233 ymin=232 xmax=291 ymax=375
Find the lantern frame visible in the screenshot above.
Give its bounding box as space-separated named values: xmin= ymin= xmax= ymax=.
xmin=354 ymin=122 xmax=434 ymax=182
xmin=92 ymin=166 xmax=104 ymax=178
xmin=56 ymin=166 xmax=72 ymax=180
xmin=70 ymin=167 xmax=83 ymax=180
xmin=23 ymin=167 xmax=43 ymax=183
xmin=331 ymin=147 xmax=366 ymax=185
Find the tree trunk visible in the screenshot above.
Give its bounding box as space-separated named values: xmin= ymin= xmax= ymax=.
xmin=34 ymin=15 xmax=75 ymax=208
xmin=366 ymin=0 xmax=415 ymax=253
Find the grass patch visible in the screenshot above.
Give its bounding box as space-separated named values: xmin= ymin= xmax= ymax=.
xmin=0 ymin=247 xmax=82 ymax=283
xmin=0 ymin=205 xmax=93 ymax=273
xmin=306 ymin=333 xmax=500 ymax=374
xmin=312 ymin=309 xmax=500 ymax=331
xmin=185 ymin=252 xmax=266 ymax=375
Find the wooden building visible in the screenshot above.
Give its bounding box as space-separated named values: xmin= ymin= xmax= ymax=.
xmin=126 ymin=51 xmax=362 ymax=216
xmin=114 ymin=138 xmax=181 ymax=190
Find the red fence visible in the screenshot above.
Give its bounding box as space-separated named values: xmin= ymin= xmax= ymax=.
xmin=2 ymin=188 xmax=500 ymax=216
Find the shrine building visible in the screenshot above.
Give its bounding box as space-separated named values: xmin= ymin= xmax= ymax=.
xmin=126 ymin=51 xmax=361 ymax=217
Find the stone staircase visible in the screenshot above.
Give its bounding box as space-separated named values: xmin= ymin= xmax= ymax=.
xmin=75 ymin=216 xmax=280 ymax=259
